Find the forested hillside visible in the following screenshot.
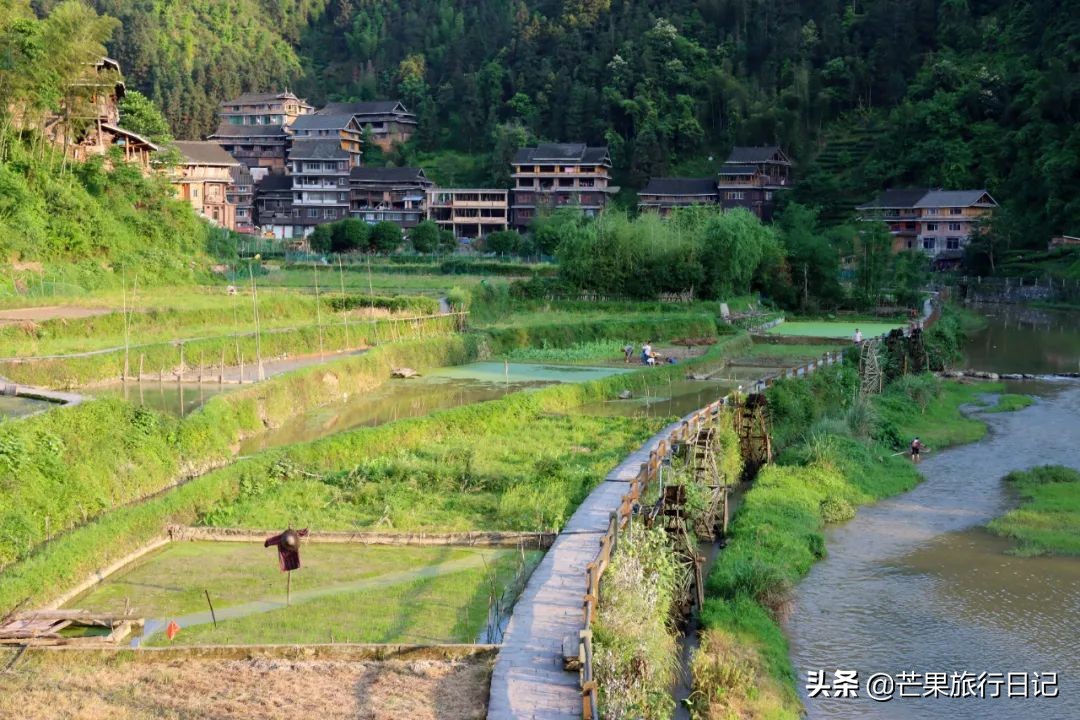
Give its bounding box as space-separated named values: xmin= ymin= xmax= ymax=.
xmin=70 ymin=0 xmax=1078 ymax=245
xmin=2 ymin=1 xmax=214 ymax=283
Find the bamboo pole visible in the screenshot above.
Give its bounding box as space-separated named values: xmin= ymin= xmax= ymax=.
xmin=338 ymin=256 xmax=350 ymax=348
xmin=314 ymin=261 xmax=324 ymax=359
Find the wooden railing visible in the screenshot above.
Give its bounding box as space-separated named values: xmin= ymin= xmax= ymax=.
xmin=577 ymin=297 xmax=940 ymax=718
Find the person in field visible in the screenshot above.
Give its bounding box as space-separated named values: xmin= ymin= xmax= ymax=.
xmin=910 ymin=436 xmax=924 ymax=462
xmin=854 ymin=328 xmax=863 ymax=343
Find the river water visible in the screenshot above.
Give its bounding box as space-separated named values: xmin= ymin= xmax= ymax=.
xmin=786 ymin=305 xmax=1080 ymax=720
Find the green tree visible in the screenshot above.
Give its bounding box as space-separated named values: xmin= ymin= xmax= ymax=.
xmin=331 ymin=218 xmax=369 ymax=253
xmin=370 ymin=221 xmax=401 ymax=254
xmin=309 ymin=224 xmax=333 ymax=253
xmin=118 ymin=90 xmax=173 ymax=145
xmin=855 ymin=222 xmax=893 ymax=307
xmin=409 ymin=220 xmax=439 ymax=253
xmin=438 ymin=228 xmax=457 ymax=253
xmin=485 ymin=229 xmax=522 ymax=256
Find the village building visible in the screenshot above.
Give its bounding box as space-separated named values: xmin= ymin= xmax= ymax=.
xmin=855 ymin=188 xmax=930 ymax=253
xmin=227 ymin=165 xmax=256 ymax=234
xmin=349 ymin=167 xmax=433 ymax=228
xmin=857 ymin=188 xmax=998 ymax=267
xmin=716 ymin=146 xmax=793 ymax=221
xmin=40 ymin=57 xmax=158 ymax=170
xmin=1049 ymin=235 xmax=1080 ymax=250
xmin=209 ymin=91 xmax=313 ymax=177
xmin=637 ymin=177 xmax=718 ymax=215
xmin=427 ymin=189 xmax=510 ymax=239
xmin=914 ymin=189 xmax=997 ymax=261
xmin=254 ymin=173 xmax=303 ymax=239
xmin=172 ymin=141 xmax=241 ymax=231
xmin=510 ymin=143 xmax=615 ymax=228
xmin=316 ymin=100 xmax=417 ymax=150
xmin=286 ymin=113 xmax=363 ymax=233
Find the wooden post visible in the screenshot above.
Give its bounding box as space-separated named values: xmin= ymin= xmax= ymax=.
xmin=239 ymin=352 xmax=245 ymax=384
xmin=178 ymin=344 xmax=184 ymax=384
xmin=138 ymin=354 xmax=144 ymax=383
xmin=338 ymin=255 xmax=351 ymax=349
xmin=220 ymin=348 xmax=225 ymax=385
xmin=204 ymin=590 xmax=218 ymax=630
xmin=199 ymin=351 xmax=204 ymax=385
xmin=722 ymin=486 xmax=730 ymax=537
xmin=286 ymin=571 xmax=292 ymax=607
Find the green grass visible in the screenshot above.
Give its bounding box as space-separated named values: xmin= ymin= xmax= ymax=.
xmin=987 ymin=466 xmax=1080 ymax=556
xmin=982 ymin=393 xmax=1035 ymax=413
xmin=737 ymin=342 xmax=845 ymax=360
xmin=766 ymin=321 xmax=902 ymax=338
xmin=69 ymin=541 xmax=536 ymax=645
xmin=876 ymin=376 xmax=1002 ymax=449
xmin=768 ymin=319 xmax=902 ymax=338
xmin=504 ymin=340 xmax=626 ymax=364
xmin=260 ymin=269 xmax=504 ymax=297
xmin=693 ymin=371 xmax=1032 ymax=718
xmin=200 ymin=413 xmax=666 ymax=533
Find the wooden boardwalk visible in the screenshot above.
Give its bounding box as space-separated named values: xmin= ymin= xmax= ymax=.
xmin=487 ymin=418 xmax=684 ymax=720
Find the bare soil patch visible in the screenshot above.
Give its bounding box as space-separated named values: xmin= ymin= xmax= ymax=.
xmin=0 ymin=306 xmax=112 ymax=324
xmin=0 ymin=653 xmax=492 ymax=720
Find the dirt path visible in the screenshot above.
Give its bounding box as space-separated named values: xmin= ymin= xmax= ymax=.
xmin=0 ymin=306 xmax=112 ymax=324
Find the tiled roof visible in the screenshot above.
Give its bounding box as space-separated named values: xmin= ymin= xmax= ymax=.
xmin=256 ymin=173 xmax=293 ymax=192
xmin=640 ymin=177 xmax=717 ymax=196
xmin=292 ymin=114 xmax=357 ymax=132
xmin=288 ymin=139 xmax=350 ymax=160
xmin=174 ymin=141 xmax=239 ymax=166
xmin=221 ymin=91 xmax=304 ymax=106
xmin=856 ymin=188 xmax=932 ymax=210
xmin=914 ymin=190 xmax=997 ymax=208
xmin=319 ymin=100 xmax=413 ymax=117
xmin=512 ymin=143 xmax=610 ymax=165
xmin=349 ymin=166 xmax=430 ymax=183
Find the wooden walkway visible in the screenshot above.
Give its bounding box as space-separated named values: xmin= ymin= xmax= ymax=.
xmin=487 ymin=418 xmax=684 ymax=720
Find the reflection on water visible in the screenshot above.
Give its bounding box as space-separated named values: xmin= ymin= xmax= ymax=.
xmin=964 ymin=303 xmax=1080 ymax=374
xmin=573 ymin=379 xmax=737 ymax=420
xmin=787 ymin=384 xmax=1080 ymax=720
xmin=239 ymin=376 xmax=546 ymax=453
xmin=428 ymin=361 xmax=631 ymax=384
xmin=86 ymin=382 xmax=237 ymax=417
xmin=239 ymin=362 xmax=629 ymax=453
xmin=0 ymin=394 xmax=56 ymax=418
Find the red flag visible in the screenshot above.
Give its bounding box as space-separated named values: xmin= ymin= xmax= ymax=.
xmin=166 ymin=620 xmax=180 ymax=640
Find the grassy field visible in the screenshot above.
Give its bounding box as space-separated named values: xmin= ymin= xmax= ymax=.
xmin=201 ymin=413 xmax=666 ymax=533
xmin=736 ymin=342 xmax=845 ymax=361
xmin=0 ymin=651 xmax=492 ymax=720
xmin=259 ymin=269 xmax=500 ymax=297
xmin=69 ymin=542 xmax=537 ymax=645
xmin=766 ymin=320 xmax=902 ymax=338
xmin=987 ymin=466 xmax=1080 ymax=556
xmin=692 ymin=371 xmax=1027 ymax=719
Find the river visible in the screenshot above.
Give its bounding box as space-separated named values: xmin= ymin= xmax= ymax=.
xmin=786 ymin=305 xmax=1080 ymax=720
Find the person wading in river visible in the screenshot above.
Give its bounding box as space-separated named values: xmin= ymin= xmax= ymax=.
xmin=910 ymin=436 xmax=924 ymax=462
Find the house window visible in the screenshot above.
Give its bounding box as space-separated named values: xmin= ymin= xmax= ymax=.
xmin=923 ymin=238 xmax=936 ymax=250
xmin=946 ymin=237 xmax=961 ymax=250
xmin=726 ymin=191 xmax=745 ymax=200
xmin=192 ymin=188 xmax=199 ymax=198
xmin=926 ymin=223 xmax=938 ymax=232
xmin=948 ymin=223 xmax=962 ymax=231
xmin=906 ymin=240 xmax=914 ymax=249
xmin=765 ymin=191 xmax=773 ymax=200
xmin=308 ymin=208 xmax=318 ymax=218
xmin=324 ymin=208 xmax=335 ymax=219
xmin=950 ymin=208 xmax=963 ymax=215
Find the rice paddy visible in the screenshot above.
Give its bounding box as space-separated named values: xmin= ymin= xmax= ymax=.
xmin=66 ymin=541 xmax=540 ymax=646
xmin=765 ymin=320 xmax=902 ymax=338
